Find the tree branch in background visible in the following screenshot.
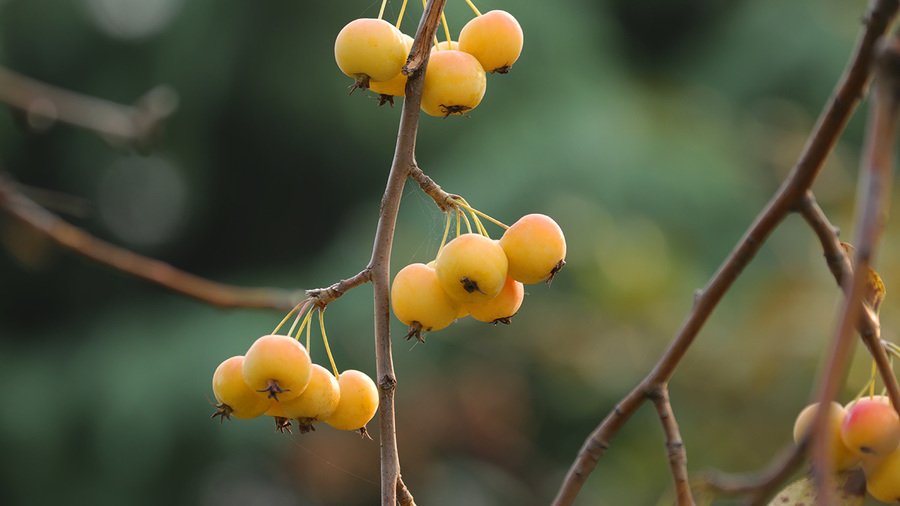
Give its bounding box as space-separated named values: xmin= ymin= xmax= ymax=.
xmin=0 ymin=173 xmax=302 ymax=311
xmin=649 ymin=385 xmax=692 ymax=505
xmin=552 ymin=1 xmax=900 ymax=504
xmin=810 ymin=33 xmax=900 ymax=503
xmin=798 ymin=194 xmax=900 ymax=409
xmin=0 ymin=65 xmax=177 ymax=149
xmin=0 ymin=2 xmax=447 ymax=503
xmin=698 ymin=440 xmax=809 ymax=506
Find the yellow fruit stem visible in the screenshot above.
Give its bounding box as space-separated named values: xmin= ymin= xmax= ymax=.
xmin=289 ymin=303 xmax=314 ymax=342
xmin=886 ymin=341 xmax=900 ymax=359
xmin=464 ymin=0 xmax=482 ymax=17
xmin=467 ymin=207 xmax=489 ymax=238
xmin=318 ymin=307 xmax=340 ymax=379
xmin=437 ymin=210 xmax=453 ymax=258
xmin=459 ymin=207 xmax=472 ymax=234
xmin=272 ymin=298 xmax=311 ymax=335
xmin=871 ymin=360 xmax=878 ymax=398
xmin=452 ymin=197 xmax=509 ymax=230
xmin=378 ymin=0 xmax=388 ymax=20
xmin=849 ymin=360 xmax=880 ymax=406
xmin=440 ymin=11 xmax=452 ymax=47
xmin=305 ymin=308 xmax=313 ymax=350
xmin=396 ymin=0 xmax=408 ymax=27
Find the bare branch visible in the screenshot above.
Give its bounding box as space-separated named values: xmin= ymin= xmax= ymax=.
xmin=396 ymin=475 xmax=417 ymax=506
xmin=649 ymin=385 xmax=693 ymax=506
xmin=798 ymin=194 xmax=900 ymax=410
xmin=698 ymin=439 xmax=808 ymax=505
xmin=811 ymin=33 xmax=900 ymax=503
xmin=0 ymin=174 xmax=301 ymax=311
xmin=403 ymin=0 xmax=446 ymax=75
xmin=0 ymin=65 xmax=177 ymax=148
xmin=408 ymin=163 xmax=455 ymax=212
xmin=552 ymin=1 xmax=900 ymax=504
xmin=306 ymin=269 xmax=373 ymax=308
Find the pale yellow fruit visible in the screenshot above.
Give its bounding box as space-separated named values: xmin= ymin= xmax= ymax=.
xmin=435 ymin=233 xmax=508 ymax=303
xmin=335 ymin=18 xmax=407 ymax=85
xmin=420 ymin=50 xmax=486 ymax=117
xmin=281 ymin=364 xmax=341 ymax=424
xmin=325 ymin=370 xmax=380 ymax=431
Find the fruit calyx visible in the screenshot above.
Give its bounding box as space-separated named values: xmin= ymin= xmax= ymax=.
xmin=404 ymin=321 xmax=426 ymax=343
xmin=210 ymin=401 xmax=234 ymax=424
xmin=547 ymin=259 xmax=566 ymax=284
xmin=460 ymin=276 xmax=486 ymax=294
xmin=258 ymin=378 xmax=290 ymax=401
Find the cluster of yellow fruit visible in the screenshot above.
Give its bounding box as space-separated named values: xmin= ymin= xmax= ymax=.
xmin=211 ymin=334 xmax=379 ymax=435
xmin=334 ymin=8 xmax=523 ymax=116
xmin=391 ymin=213 xmax=565 ymax=340
xmin=792 ymin=396 xmax=900 ymax=502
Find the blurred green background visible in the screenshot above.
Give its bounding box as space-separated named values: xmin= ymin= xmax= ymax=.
xmin=1 ymin=0 xmax=897 ymax=504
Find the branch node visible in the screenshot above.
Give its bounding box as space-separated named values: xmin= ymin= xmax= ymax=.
xmin=379 ymin=374 xmax=397 ymax=393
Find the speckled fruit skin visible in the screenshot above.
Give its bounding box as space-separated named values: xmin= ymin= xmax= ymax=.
xmin=435 ymin=233 xmax=508 ymax=303
xmin=335 ymin=18 xmax=408 ymax=84
xmin=420 ymin=50 xmax=486 ymax=117
xmin=325 ymin=370 xmax=379 ymax=431
xmin=241 ymin=334 xmax=313 ymax=403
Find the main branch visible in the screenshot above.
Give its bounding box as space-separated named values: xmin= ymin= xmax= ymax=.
xmin=368 ymin=1 xmax=446 ymax=505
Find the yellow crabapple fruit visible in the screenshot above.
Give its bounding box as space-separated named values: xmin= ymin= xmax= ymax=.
xmin=280 ymin=364 xmax=341 ymax=432
xmin=458 ymin=10 xmax=523 ymax=74
xmin=325 ymin=370 xmax=380 ymax=432
xmin=841 ymin=399 xmax=900 ymax=457
xmin=499 ymin=214 xmax=567 ymax=284
xmin=391 ymin=262 xmax=462 ymax=334
xmin=242 ymin=334 xmax=313 ymax=402
xmin=427 ymin=260 xmax=469 ymax=319
xmin=369 ymin=33 xmax=414 ymax=103
xmin=436 ymin=233 xmax=508 ymax=303
xmin=792 ymin=402 xmax=860 ymax=471
xmin=211 ymin=355 xmax=274 ymax=422
xmin=865 ymin=445 xmax=900 ymax=502
xmin=420 ymin=49 xmax=486 ymax=117
xmin=432 ymin=40 xmax=460 ymax=52
xmin=463 ymin=276 xmax=524 ymax=323
xmin=334 ymin=18 xmax=408 ymax=89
